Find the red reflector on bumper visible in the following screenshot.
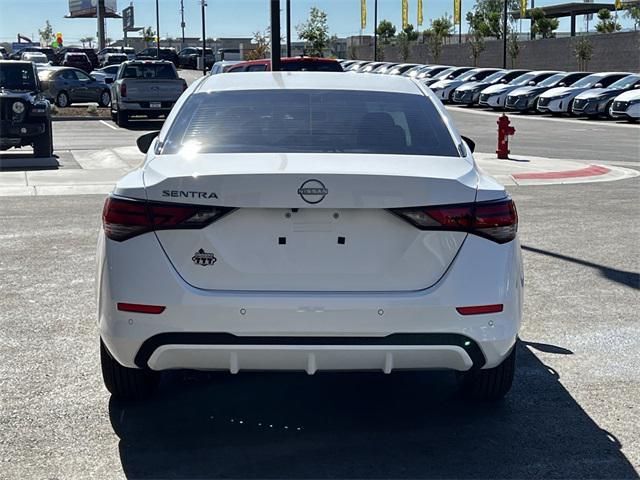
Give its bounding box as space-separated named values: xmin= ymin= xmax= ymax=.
xmin=456 ymin=304 xmax=504 ymax=315
xmin=117 ymin=303 xmax=166 ymax=314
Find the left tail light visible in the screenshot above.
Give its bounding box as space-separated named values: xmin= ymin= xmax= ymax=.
xmin=390 ymin=198 xmax=518 ymax=244
xmin=102 ymin=196 xmax=233 ymax=242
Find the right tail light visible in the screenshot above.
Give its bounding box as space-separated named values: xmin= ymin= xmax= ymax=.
xmin=390 ymin=198 xmax=518 ymax=244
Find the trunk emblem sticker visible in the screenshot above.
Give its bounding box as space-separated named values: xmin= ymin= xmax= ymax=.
xmin=192 ymin=248 xmax=217 ymax=266
xmin=298 ymin=179 xmax=328 ymax=204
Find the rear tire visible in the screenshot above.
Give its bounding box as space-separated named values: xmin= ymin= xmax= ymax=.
xmin=98 ymin=90 xmax=111 ymax=107
xmin=458 ymin=343 xmax=516 ymax=402
xmin=100 ymin=339 xmax=158 ymax=399
xmin=56 ymin=91 xmax=70 ymax=108
xmin=32 ymin=121 xmax=53 ymax=158
xmin=116 ymin=109 xmax=129 ymax=127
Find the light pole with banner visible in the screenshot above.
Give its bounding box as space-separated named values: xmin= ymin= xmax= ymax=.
xmin=270 ymin=0 xmax=281 ymax=71
xmin=201 ymin=0 xmax=207 ymax=75
xmin=155 ymin=0 xmax=161 ymax=58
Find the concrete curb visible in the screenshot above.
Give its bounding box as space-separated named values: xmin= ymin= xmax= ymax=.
xmin=52 ymin=116 xmax=109 ymax=122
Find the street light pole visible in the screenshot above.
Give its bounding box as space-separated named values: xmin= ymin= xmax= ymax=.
xmin=286 ymin=0 xmax=291 ymax=57
xmin=201 ymin=0 xmax=207 ymax=75
xmin=270 ymin=0 xmax=281 ymax=71
xmin=502 ymin=0 xmax=508 ymax=68
xmin=180 ymin=0 xmax=186 ymax=50
xmin=373 ymin=0 xmax=378 ymax=61
xmin=155 ymin=0 xmax=160 ymax=58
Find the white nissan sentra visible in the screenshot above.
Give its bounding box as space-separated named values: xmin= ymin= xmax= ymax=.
xmin=97 ymin=72 xmax=523 ymax=401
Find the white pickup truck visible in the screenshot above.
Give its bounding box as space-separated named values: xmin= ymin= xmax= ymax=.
xmin=108 ymin=60 xmax=186 ymax=126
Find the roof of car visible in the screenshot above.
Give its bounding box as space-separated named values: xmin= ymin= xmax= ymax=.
xmin=235 ymin=57 xmax=339 ymax=66
xmin=197 ymin=71 xmax=424 ymax=95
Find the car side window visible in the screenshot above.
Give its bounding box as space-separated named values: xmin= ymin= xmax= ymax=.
xmin=76 ymin=71 xmax=91 ymax=82
xmin=600 ymin=75 xmax=625 ymax=87
xmin=61 ymin=70 xmax=77 ymax=81
xmin=246 ymin=64 xmax=267 ymax=72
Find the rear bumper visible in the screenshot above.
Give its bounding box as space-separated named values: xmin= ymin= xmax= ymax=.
xmin=97 ymin=231 xmax=524 ymax=373
xmin=119 ymin=101 xmax=175 ymax=112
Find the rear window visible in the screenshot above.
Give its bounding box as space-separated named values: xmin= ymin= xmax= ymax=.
xmin=122 ymin=64 xmax=176 ymax=79
xmin=281 ymin=61 xmax=342 ymax=72
xmin=162 ymin=89 xmax=459 ymax=157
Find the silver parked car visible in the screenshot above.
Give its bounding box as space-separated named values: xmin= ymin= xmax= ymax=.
xmin=108 ymin=60 xmax=186 ymax=126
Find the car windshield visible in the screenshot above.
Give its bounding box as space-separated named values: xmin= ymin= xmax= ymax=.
xmin=608 ymin=74 xmax=640 ymax=89
xmin=431 ymin=67 xmax=455 ymax=79
xmin=538 ymin=73 xmax=566 ymax=87
xmin=484 ymin=71 xmax=507 ymax=83
xmin=122 ymin=64 xmax=176 ymax=79
xmin=510 ymin=72 xmax=537 ymax=86
xmin=162 ymin=89 xmax=459 ymax=157
xmin=571 ymin=74 xmax=602 ymax=88
xmin=457 ymin=69 xmax=482 ymax=81
xmin=0 ymin=63 xmax=37 ymax=90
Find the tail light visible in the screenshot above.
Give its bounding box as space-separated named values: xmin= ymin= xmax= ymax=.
xmin=390 ymin=198 xmax=518 ymax=244
xmin=120 ymin=83 xmax=127 ymax=97
xmin=102 ymin=196 xmax=233 ymax=242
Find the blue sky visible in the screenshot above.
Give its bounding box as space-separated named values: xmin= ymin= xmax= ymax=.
xmin=0 ymin=0 xmax=634 ymax=45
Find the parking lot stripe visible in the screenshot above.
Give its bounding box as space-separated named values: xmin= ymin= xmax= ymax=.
xmin=99 ymin=120 xmax=118 ymax=131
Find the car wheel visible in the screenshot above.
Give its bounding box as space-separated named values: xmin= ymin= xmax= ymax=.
xmin=98 ymin=90 xmax=111 ymax=108
xmin=32 ymin=121 xmax=53 ymax=158
xmin=116 ymin=109 xmax=129 ymax=127
xmin=605 ymin=100 xmax=614 ymax=119
xmin=566 ymin=99 xmax=575 ymax=116
xmin=56 ymin=91 xmax=70 ymax=108
xmin=100 ymin=339 xmax=158 ymax=399
xmin=458 ymin=343 xmax=516 ymax=401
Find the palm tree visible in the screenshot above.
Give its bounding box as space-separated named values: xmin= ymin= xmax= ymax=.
xmin=86 ymin=36 xmax=95 ymax=48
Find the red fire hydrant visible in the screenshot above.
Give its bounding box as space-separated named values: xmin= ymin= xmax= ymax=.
xmin=496 ymin=114 xmax=516 ymax=159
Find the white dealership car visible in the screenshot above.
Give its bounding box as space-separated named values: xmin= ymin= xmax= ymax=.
xmin=430 ymin=68 xmax=501 ymax=103
xmin=536 ymin=72 xmax=631 ymax=114
xmin=610 ymin=89 xmax=640 ymax=121
xmin=478 ymin=71 xmax=559 ymax=109
xmin=97 ymin=72 xmax=523 ymax=401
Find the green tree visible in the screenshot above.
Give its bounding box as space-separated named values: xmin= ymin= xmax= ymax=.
xmin=85 ymin=36 xmax=94 ymax=48
xmin=376 ymin=19 xmax=396 ymax=44
xmin=596 ymin=8 xmax=621 ymax=33
xmin=530 ymin=8 xmax=559 ymax=38
xmin=246 ymin=29 xmax=269 ymax=60
xmin=397 ymin=31 xmax=411 ymax=61
xmin=297 ymin=7 xmax=331 ymax=57
xmin=79 ymin=37 xmax=89 ymax=48
xmin=38 ymin=20 xmax=54 ymax=46
xmin=572 ymin=35 xmax=593 ymax=70
xmin=467 ymin=13 xmax=486 ymax=67
xmin=143 ymin=27 xmax=156 ymax=47
xmin=423 ymin=16 xmax=453 ymax=64
xmin=470 ymin=0 xmax=520 ymax=39
xmin=507 ymin=31 xmax=521 ymax=67
xmin=625 ymin=6 xmax=640 ymax=31
xmin=402 ymin=24 xmax=419 ymax=41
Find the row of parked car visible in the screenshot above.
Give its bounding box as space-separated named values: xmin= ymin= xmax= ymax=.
xmin=340 ymin=60 xmax=640 ymax=122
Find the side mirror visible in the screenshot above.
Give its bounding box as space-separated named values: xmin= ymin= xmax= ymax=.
xmin=558 ymin=82 xmax=566 ymax=87
xmin=594 ymin=83 xmax=603 ymax=88
xmin=137 ymin=131 xmax=160 ymax=154
xmin=105 ymin=77 xmax=113 ymax=84
xmin=469 ymin=77 xmax=477 ymax=81
xmin=461 ymin=135 xmax=475 ymax=153
xmin=528 ymin=80 xmax=536 ymax=86
xmin=634 ymin=84 xmax=640 ymax=89
xmin=500 ymin=79 xmax=507 ymax=83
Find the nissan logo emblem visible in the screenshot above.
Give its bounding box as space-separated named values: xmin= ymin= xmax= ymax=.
xmin=298 ymin=179 xmax=328 ymax=204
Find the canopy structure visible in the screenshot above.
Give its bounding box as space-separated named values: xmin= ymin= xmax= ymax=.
xmin=511 ymin=1 xmax=639 ymax=36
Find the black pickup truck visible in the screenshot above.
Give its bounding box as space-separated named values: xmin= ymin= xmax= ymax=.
xmin=0 ymin=61 xmax=53 ymax=157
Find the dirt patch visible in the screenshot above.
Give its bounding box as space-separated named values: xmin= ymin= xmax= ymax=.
xmin=52 ymin=106 xmax=110 ymax=118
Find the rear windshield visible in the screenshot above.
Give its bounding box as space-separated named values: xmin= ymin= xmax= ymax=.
xmin=281 ymin=61 xmax=342 ymax=72
xmin=0 ymin=63 xmax=37 ymax=90
xmin=122 ymin=64 xmax=176 ymax=79
xmin=162 ymin=89 xmax=459 ymax=157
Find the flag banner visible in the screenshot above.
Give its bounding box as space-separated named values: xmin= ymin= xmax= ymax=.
xmin=402 ymin=0 xmax=409 ymax=29
xmin=418 ymin=0 xmax=423 ymax=26
xmin=453 ymin=0 xmax=461 ymax=25
xmin=520 ymin=0 xmax=527 ymax=17
xmin=361 ymin=0 xmax=367 ymax=29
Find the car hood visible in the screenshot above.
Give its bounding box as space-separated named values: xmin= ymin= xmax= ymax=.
xmin=614 ymin=90 xmax=640 ymax=102
xmin=0 ymin=89 xmax=36 ymax=100
xmin=509 ymin=86 xmax=542 ymax=97
xmin=456 ymin=81 xmax=488 ymax=92
xmin=576 ymin=88 xmax=625 ymax=100
xmin=431 ymin=79 xmax=462 ymax=89
xmin=481 ymin=83 xmax=514 ymax=95
xmin=540 ymin=86 xmax=586 ymax=98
